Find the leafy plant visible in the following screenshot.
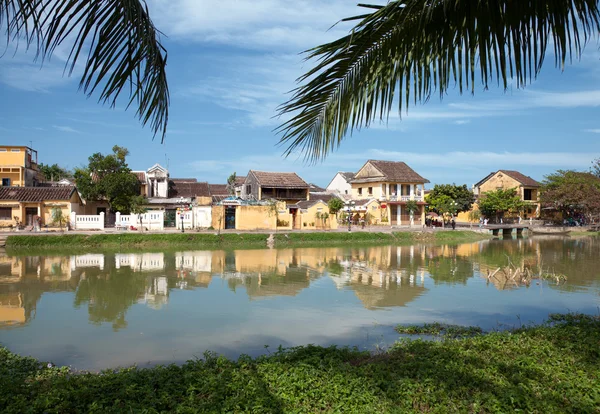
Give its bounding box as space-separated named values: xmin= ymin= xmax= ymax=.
xmin=276 ymin=1 xmax=600 ymax=160
xmin=51 ymin=208 xmax=69 ymax=231
xmin=0 ymin=0 xmax=169 ymax=140
xmin=479 ymin=188 xmax=526 ymax=223
xmin=327 ymin=197 xmax=344 ymax=215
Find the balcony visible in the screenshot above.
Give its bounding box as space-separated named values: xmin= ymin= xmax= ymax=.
xmin=379 ymin=194 xmax=424 ymax=202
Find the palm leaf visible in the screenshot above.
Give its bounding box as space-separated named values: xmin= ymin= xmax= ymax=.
xmin=276 ymin=0 xmax=600 ymax=162
xmin=0 ymin=0 xmax=169 ymax=140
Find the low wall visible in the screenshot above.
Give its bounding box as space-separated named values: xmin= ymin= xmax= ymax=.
xmin=70 ymin=212 xmax=105 ymax=230
xmin=117 ymin=212 xmax=164 ymax=231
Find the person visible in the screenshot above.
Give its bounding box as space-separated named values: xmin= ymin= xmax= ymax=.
xmin=451 ymin=218 xmax=456 ymax=230
xmin=479 ymin=217 xmax=483 ymax=228
xmin=484 ymin=218 xmax=488 ymax=226
xmin=518 ymin=215 xmax=522 ymax=224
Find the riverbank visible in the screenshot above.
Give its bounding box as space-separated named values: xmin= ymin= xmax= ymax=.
xmin=4 ymin=230 xmax=490 ymax=250
xmin=1 ymin=313 xmax=598 ymax=413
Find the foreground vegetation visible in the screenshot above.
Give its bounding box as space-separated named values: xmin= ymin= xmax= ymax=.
xmin=1 ymin=313 xmax=598 ymax=413
xmin=5 ymin=230 xmax=489 ymax=250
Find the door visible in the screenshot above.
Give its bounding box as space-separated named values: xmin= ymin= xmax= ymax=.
xmin=225 ymin=207 xmax=236 ymax=229
xmin=390 ymin=205 xmax=398 ymax=225
xmin=164 ymin=210 xmax=176 ymax=227
xmin=25 ymin=207 xmax=37 ymax=226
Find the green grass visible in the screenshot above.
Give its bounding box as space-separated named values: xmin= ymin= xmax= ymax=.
xmin=1 ymin=314 xmax=598 ymax=413
xmin=5 ymin=230 xmax=490 ymax=251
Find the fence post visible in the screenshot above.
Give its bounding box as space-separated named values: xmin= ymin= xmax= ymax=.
xmin=70 ymin=212 xmax=76 ymax=231
xmin=99 ymin=212 xmax=105 ymax=230
xmin=115 ymin=212 xmax=121 ymax=228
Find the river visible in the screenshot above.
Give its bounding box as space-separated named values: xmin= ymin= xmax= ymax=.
xmin=0 ymin=236 xmax=598 ymax=370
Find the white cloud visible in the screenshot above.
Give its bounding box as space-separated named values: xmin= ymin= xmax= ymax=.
xmin=188 ymin=150 xmax=599 ymax=185
xmin=584 ymin=128 xmax=600 ymax=134
xmin=53 ymin=125 xmax=81 ymax=134
xmin=453 ymin=120 xmax=471 ymax=125
xmin=147 ymin=0 xmax=358 ymax=50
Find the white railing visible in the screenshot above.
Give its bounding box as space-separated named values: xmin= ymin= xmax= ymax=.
xmin=116 ymin=211 xmax=164 ymax=231
xmin=70 ymin=212 xmax=105 ymax=230
xmin=70 ymin=254 xmax=105 ymax=270
xmin=175 ymin=211 xmax=194 ymax=230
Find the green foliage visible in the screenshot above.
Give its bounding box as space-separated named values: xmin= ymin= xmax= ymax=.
xmin=540 ymin=170 xmax=600 ymax=218
xmin=39 ymin=163 xmax=72 ymax=181
xmin=0 ymin=0 xmax=169 ymax=140
xmin=276 ymin=1 xmax=600 ymax=160
xmin=427 ymin=184 xmax=475 ymax=213
xmin=1 ymin=314 xmax=599 ymax=413
xmin=74 ymin=146 xmax=141 ymax=213
xmin=276 ymin=219 xmax=289 ymax=227
xmin=479 ymin=188 xmax=525 ymax=221
xmin=404 ymin=199 xmax=419 ymax=215
xmin=427 ymin=194 xmax=458 ymax=218
xmin=227 ymin=172 xmax=237 ymax=195
xmin=50 ymin=208 xmax=69 ymax=230
xmin=327 ymin=197 xmax=344 ymax=214
xmin=396 ymin=322 xmax=482 ymax=338
xmin=467 ymin=209 xmax=481 ymax=223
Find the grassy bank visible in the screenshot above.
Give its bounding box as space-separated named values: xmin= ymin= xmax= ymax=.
xmin=5 ymin=230 xmax=489 ymax=251
xmin=1 ymin=313 xmax=598 ymax=413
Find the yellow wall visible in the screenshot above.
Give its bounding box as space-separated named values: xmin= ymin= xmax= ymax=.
xmin=0 ymin=148 xmax=26 ymax=167
xmin=477 ymin=172 xmax=540 ymax=218
xmin=351 ymin=182 xmax=426 ymax=200
xmin=196 ymin=196 xmax=212 ymax=206
xmin=0 ymin=169 xmax=24 ymax=187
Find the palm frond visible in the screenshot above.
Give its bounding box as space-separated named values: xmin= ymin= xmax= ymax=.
xmin=276 ymin=0 xmax=600 ymax=162
xmin=0 ymin=0 xmax=169 ymax=140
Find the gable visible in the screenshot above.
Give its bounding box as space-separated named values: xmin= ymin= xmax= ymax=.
xmin=354 ymin=162 xmax=384 ymax=180
xmin=479 ymin=171 xmax=521 ymax=192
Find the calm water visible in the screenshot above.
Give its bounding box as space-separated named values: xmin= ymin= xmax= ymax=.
xmin=1 ymin=236 xmax=599 ymax=370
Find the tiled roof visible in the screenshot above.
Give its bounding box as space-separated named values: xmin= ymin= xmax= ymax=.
xmin=234 ymin=176 xmax=247 ymax=186
xmin=168 ymin=181 xmax=210 ymax=198
xmin=0 ymin=186 xmax=76 ymax=202
xmin=353 ymin=160 xmax=429 ymax=183
xmin=339 ymin=172 xmax=355 ymax=182
xmin=294 ymin=199 xmax=327 ymax=210
xmin=500 ymin=170 xmax=540 ymax=187
xmin=250 ymin=171 xmax=309 ymax=189
xmin=170 ymin=178 xmax=197 ymax=183
xmin=309 ymin=183 xmax=326 ymax=192
xmin=131 ymin=171 xmax=146 ymax=183
xmin=310 ymin=192 xmax=336 ymax=203
xmin=209 ymin=184 xmax=229 ymax=196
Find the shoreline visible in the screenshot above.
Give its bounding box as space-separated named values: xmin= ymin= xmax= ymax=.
xmin=1 ymin=313 xmax=598 ymax=412
xmin=3 ymin=229 xmax=492 ymax=251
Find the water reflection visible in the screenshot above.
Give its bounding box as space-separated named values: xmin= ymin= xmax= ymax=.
xmin=1 ymin=238 xmax=598 ymax=330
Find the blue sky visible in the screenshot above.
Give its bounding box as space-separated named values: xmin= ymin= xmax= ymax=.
xmin=1 ymin=0 xmax=599 ymax=188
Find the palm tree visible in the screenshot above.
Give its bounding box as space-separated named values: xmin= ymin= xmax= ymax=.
xmin=0 ymin=0 xmax=169 ymax=139
xmin=277 ymin=1 xmax=600 ymax=161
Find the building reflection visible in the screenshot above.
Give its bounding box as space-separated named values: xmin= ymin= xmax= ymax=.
xmin=2 ymin=237 xmax=595 ymax=329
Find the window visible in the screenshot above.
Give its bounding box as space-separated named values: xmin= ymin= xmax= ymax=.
xmin=0 ymin=207 xmax=11 ymax=220
xmin=368 ymin=187 xmax=373 ymax=195
xmin=524 ymin=189 xmax=533 ymax=201
xmin=358 ymin=187 xmax=363 ymax=195
xmin=0 ymin=149 xmax=6 ymax=152
xmin=11 ymin=149 xmax=20 ymax=152
xmin=1 ymin=178 xmax=10 ymax=187
xmin=246 ymin=185 xmax=251 ymax=194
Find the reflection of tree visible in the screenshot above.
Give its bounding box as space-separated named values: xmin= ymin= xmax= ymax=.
xmin=426 ymin=254 xmax=473 ymax=285
xmin=74 ymin=267 xmax=148 ymax=331
xmin=245 ymin=266 xmax=313 ymax=300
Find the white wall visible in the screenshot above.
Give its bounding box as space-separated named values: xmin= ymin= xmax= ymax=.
xmin=326 ymin=173 xmax=352 ymax=195
xmin=70 ymin=212 xmax=105 ymax=230
xmin=116 ymin=211 xmax=164 ymax=231
xmin=194 ymin=206 xmax=212 ymax=228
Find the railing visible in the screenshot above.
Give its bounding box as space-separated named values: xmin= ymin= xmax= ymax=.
xmin=379 ymin=195 xmax=424 ymax=202
xmin=70 ymin=212 xmax=105 ymax=230
xmin=116 ymin=211 xmax=165 ymax=231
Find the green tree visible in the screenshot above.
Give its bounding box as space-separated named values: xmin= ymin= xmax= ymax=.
xmin=276 ymin=1 xmax=600 ymax=160
xmin=479 ymin=188 xmax=525 ymax=223
xmin=0 ymin=1 xmax=169 ymax=139
xmin=39 ymin=163 xmax=72 ymax=181
xmin=405 ymin=199 xmax=419 ymax=225
xmin=540 ymin=170 xmax=600 ymax=220
xmin=327 ymin=197 xmax=345 ymax=215
xmin=227 ymin=172 xmax=237 ymax=196
xmin=427 ymin=194 xmax=458 ymax=227
xmin=74 ymin=146 xmax=141 ymax=213
xmin=592 ymin=158 xmax=600 ymax=178
xmin=427 ymin=184 xmax=475 ymax=214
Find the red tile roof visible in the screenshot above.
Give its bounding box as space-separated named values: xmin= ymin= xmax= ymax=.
xmin=499 ymin=170 xmax=540 ymax=187
xmin=353 ymin=160 xmax=429 ymax=184
xmin=0 ymin=186 xmax=76 ymax=202
xmin=131 ymin=171 xmax=146 ymax=183
xmin=250 ymin=171 xmax=309 ymax=189
xmin=234 ymin=176 xmax=247 ymax=186
xmin=209 ymin=184 xmax=229 ymax=196
xmin=168 ymin=181 xmax=210 ymax=198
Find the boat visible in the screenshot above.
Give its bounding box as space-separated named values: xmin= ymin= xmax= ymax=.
xmin=529 ymin=226 xmax=571 ymax=235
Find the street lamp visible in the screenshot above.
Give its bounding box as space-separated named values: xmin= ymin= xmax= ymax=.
xmin=179 ymin=197 xmax=185 ymax=233
xmin=345 ymin=200 xmax=356 ymax=232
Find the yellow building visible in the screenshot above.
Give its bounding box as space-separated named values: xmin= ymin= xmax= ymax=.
xmin=351 ymin=160 xmax=429 ymax=226
xmin=0 ymin=146 xmax=44 ymax=187
xmin=474 ymin=170 xmax=540 ymax=219
xmin=0 ymin=186 xmax=83 ymax=228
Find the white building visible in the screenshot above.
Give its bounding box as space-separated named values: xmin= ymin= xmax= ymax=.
xmin=326 ymin=172 xmax=355 ymax=196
